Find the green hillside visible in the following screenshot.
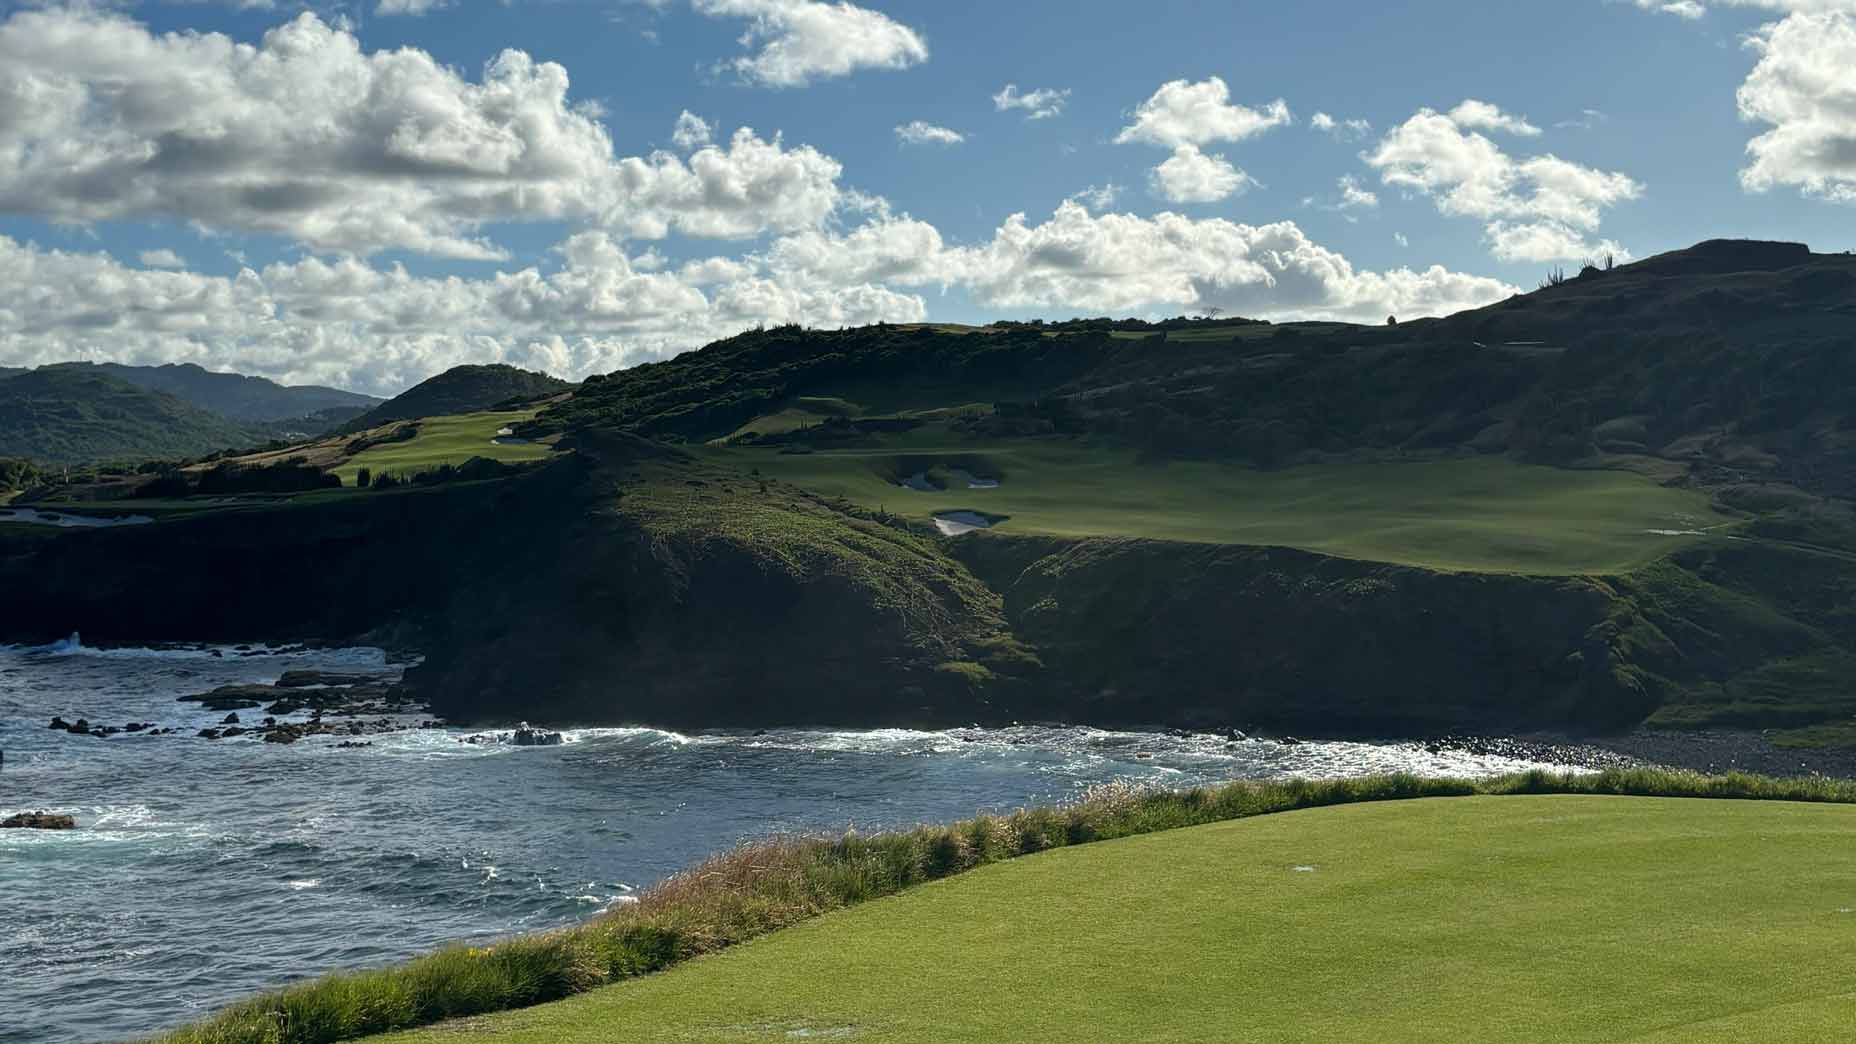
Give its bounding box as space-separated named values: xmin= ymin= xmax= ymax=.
xmin=343 ymin=364 xmax=570 ymax=432
xmin=374 ymin=794 xmax=1856 ymax=1044
xmin=0 ymin=367 xmax=259 ymax=464
xmin=72 ymin=361 xmax=380 ymax=422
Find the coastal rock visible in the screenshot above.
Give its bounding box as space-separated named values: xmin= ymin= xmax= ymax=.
xmin=221 ymin=712 xmax=241 ymax=725
xmin=276 ymin=670 xmax=382 ymax=689
xmin=3 ymin=812 xmax=76 ymax=830
xmin=179 ymin=685 xmax=271 ymax=712
xmin=512 ymin=724 xmax=564 ymax=747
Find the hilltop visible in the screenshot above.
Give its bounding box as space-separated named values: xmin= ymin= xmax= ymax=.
xmin=0 ymin=368 xmax=261 ymax=465
xmin=342 ymin=364 xmax=570 ymax=432
xmin=66 ymin=362 xmax=381 ymax=424
xmin=7 ymin=239 xmax=1856 ymax=746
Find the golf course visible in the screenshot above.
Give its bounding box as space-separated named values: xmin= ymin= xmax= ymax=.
xmin=333 ymin=409 xmax=552 ymax=485
xmin=710 ymin=442 xmax=1726 ymax=575
xmin=365 ymin=793 xmax=1856 ymax=1044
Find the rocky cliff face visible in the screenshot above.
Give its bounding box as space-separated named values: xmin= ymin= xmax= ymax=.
xmin=7 ymin=450 xmax=1855 ymax=738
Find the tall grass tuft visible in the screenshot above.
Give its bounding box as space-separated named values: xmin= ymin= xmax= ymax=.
xmin=155 ymin=767 xmax=1856 ymax=1044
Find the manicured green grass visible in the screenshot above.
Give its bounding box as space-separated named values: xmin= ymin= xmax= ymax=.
xmin=375 ymin=793 xmax=1856 ymax=1044
xmin=707 ymin=443 xmax=1727 ymax=574
xmin=157 ymin=770 xmax=1856 ymax=1044
xmin=334 ymin=411 xmax=550 ymax=485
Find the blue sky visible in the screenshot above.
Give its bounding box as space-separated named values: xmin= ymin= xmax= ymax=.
xmin=0 ymin=0 xmax=1850 ymax=393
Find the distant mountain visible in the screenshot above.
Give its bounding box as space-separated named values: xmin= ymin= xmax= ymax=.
xmin=343 ymin=364 xmax=570 ymax=432
xmin=0 ymin=368 xmax=259 ymax=465
xmin=56 ymin=362 xmax=382 ymax=423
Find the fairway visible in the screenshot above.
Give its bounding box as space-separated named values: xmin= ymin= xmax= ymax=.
xmin=707 ymin=443 xmax=1725 ymax=574
xmin=334 ymin=410 xmax=551 ymax=485
xmin=378 ymin=796 xmax=1856 ymax=1044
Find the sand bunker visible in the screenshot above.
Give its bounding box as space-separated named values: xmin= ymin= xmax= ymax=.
xmin=933 ymin=511 xmax=997 ymax=537
xmin=0 ymin=508 xmax=153 ymax=529
xmin=898 ymin=471 xmax=937 ymax=491
xmin=948 ymin=468 xmax=1000 ymax=489
xmin=492 ymin=426 xmax=532 ymax=446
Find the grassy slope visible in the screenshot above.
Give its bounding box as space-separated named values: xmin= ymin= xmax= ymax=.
xmin=0 ymin=368 xmax=258 ymax=464
xmin=712 ymin=443 xmax=1724 ymax=575
xmin=334 ymin=411 xmax=550 ymax=484
xmin=379 ymin=795 xmax=1856 ymax=1044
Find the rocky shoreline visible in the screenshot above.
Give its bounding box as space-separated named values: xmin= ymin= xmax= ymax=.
xmin=1428 ymin=729 xmax=1856 ymax=779
xmin=45 ymin=668 xmax=443 ymax=746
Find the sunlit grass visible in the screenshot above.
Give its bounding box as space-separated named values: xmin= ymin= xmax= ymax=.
xmin=158 ymin=769 xmax=1856 ymax=1044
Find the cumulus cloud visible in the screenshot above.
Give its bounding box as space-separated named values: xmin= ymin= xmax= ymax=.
xmin=1366 ymin=102 xmax=1641 ymax=262
xmin=1311 ymin=111 xmax=1372 ymax=140
xmin=1446 ymin=99 xmax=1542 ymax=136
xmin=670 ymin=111 xmax=713 ymax=150
xmin=691 ymin=0 xmax=928 ymax=87
xmin=993 ymin=84 xmax=1070 ymax=120
xmin=940 ymin=201 xmax=1517 ymax=321
xmin=895 ymin=120 xmax=965 ymax=146
xmin=0 ymin=8 xmax=858 ymax=258
xmin=0 ymin=231 xmax=924 ymax=395
xmin=1115 ymin=78 xmax=1291 ymax=148
xmin=1148 ymin=146 xmax=1254 ymax=203
xmin=1737 ymin=12 xmax=1856 ymax=203
xmin=139 ymin=249 xmax=187 ymax=269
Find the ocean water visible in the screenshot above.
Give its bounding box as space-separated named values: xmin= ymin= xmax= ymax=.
xmin=0 ymin=642 xmax=1579 ymax=1043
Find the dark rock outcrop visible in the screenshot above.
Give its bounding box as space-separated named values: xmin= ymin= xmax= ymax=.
xmin=2 ymin=812 xmax=76 ymax=830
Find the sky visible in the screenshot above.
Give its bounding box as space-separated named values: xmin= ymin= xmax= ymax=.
xmin=0 ymin=0 xmax=1852 ymax=395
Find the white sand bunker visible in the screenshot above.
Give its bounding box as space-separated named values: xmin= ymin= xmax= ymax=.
xmin=1646 ymin=529 xmax=1708 ymax=537
xmin=948 ymin=468 xmax=1000 ymax=489
xmin=492 ymin=427 xmax=532 ymax=446
xmin=0 ymin=508 xmax=153 ymax=529
xmin=933 ymin=511 xmax=998 ymax=537
xmin=898 ymin=471 xmax=937 ymax=491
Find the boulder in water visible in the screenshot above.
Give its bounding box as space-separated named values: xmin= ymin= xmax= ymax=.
xmin=511 ymin=724 xmax=564 ymax=747
xmin=2 ymin=812 xmax=76 ymax=830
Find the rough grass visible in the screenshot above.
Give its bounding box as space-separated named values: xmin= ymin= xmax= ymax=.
xmin=707 ymin=443 xmax=1726 ymax=574
xmin=155 ymin=769 xmax=1856 ymax=1044
xmin=333 ymin=411 xmax=549 ymax=485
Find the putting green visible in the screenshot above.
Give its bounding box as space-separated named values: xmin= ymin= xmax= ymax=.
xmin=377 ymin=796 xmax=1856 ymax=1044
xmin=707 ymin=444 xmax=1725 ymax=574
xmin=334 ymin=410 xmax=551 ymax=485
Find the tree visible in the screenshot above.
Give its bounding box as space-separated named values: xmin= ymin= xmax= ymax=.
xmin=1387 ymin=315 xmax=1399 ymax=327
xmin=354 ymin=467 xmax=372 ymax=489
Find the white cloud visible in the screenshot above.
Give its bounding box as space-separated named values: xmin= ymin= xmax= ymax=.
xmin=139 ymin=248 xmax=187 ymax=269
xmin=1446 ymin=99 xmax=1542 ymax=137
xmin=0 ymin=8 xmax=857 ymax=257
xmin=691 ymin=0 xmax=928 ymax=87
xmin=1484 ymin=221 xmax=1631 ymax=264
xmin=941 ymin=201 xmax=1517 ymax=322
xmin=0 ymin=231 xmax=925 ymax=395
xmin=895 ymin=120 xmax=965 ymax=146
xmin=1337 ymin=175 xmax=1379 ymax=210
xmin=1366 ymin=102 xmax=1641 ymax=261
xmin=1633 ymin=0 xmax=1707 ymax=17
xmin=612 ymin=127 xmax=845 ymax=240
xmin=376 ymin=0 xmax=449 ymax=15
xmin=671 ymin=111 xmax=713 ymax=149
xmin=1148 ymin=146 xmax=1253 ymax=203
xmin=1737 ymin=12 xmax=1856 ymax=203
xmin=1394 ymin=232 xmax=1410 ymax=247
xmin=1068 ymin=183 xmax=1122 ymax=210
xmin=993 ymin=84 xmax=1070 ymax=120
xmin=1311 ymin=111 xmax=1372 ymax=140
xmin=1115 ymin=77 xmax=1292 ymax=148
